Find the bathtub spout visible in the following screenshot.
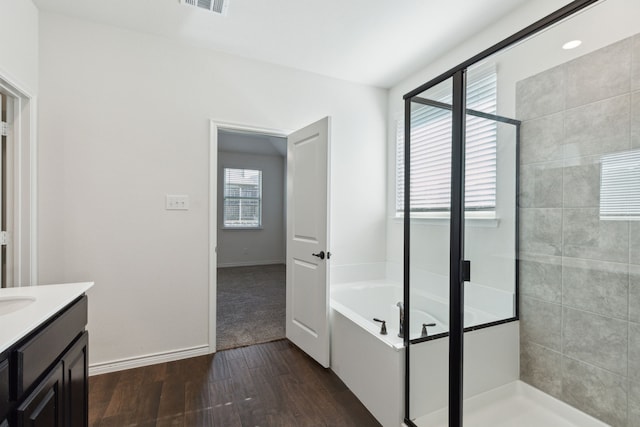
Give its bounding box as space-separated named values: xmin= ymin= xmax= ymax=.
xmin=396 ymin=302 xmax=404 ymax=338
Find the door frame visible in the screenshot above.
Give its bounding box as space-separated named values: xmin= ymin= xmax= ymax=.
xmin=0 ymin=71 xmax=37 ymax=287
xmin=208 ymin=120 xmax=291 ymax=353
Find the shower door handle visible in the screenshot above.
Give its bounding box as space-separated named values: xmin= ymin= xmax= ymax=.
xmin=462 ymin=260 xmax=471 ymax=282
xmin=312 ymin=251 xmax=326 ymax=260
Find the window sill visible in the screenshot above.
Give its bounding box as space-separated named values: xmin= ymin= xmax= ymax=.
xmin=221 ymin=227 xmax=264 ymax=231
xmin=392 ymin=215 xmax=499 ymax=228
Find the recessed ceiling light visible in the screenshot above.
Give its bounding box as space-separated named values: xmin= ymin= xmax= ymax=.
xmin=562 ymin=40 xmax=582 ymax=50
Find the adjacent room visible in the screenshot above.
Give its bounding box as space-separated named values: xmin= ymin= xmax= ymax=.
xmin=216 ymin=128 xmax=287 ymax=350
xmin=0 ymin=0 xmax=639 ymax=426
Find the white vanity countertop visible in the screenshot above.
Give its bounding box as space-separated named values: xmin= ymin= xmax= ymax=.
xmin=0 ymin=282 xmax=94 ymax=354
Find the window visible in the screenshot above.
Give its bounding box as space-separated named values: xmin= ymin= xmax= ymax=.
xmin=600 ymin=149 xmax=640 ymax=220
xmin=396 ymin=64 xmax=497 ymax=215
xmin=223 ymin=168 xmax=262 ymax=228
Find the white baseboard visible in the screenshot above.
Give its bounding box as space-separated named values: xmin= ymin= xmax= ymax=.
xmin=89 ymin=344 xmax=210 ymax=376
xmin=217 ymin=259 xmax=285 ymax=268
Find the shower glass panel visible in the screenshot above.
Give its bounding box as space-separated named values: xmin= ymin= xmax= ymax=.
xmin=406 ymin=76 xmax=453 ymax=423
xmin=463 ymin=61 xmax=519 ymax=329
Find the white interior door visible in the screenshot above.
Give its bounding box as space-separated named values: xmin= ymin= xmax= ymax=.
xmin=286 ymin=117 xmax=331 ymax=368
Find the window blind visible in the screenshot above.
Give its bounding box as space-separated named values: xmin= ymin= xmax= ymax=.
xmin=600 ymin=149 xmax=640 ymax=220
xmin=396 ymin=64 xmax=497 ymax=213
xmin=223 ymin=168 xmax=262 ymax=228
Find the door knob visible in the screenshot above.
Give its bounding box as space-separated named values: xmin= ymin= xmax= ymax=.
xmin=312 ymin=251 xmax=325 ymax=260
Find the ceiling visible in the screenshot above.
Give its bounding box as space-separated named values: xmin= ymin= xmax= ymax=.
xmin=33 ymin=0 xmax=532 ymax=88
xmin=218 ymin=130 xmax=286 ymax=157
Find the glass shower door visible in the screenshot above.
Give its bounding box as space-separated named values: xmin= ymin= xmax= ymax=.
xmin=462 ymin=61 xmax=519 ymax=328
xmin=460 ymin=60 xmax=521 ymax=425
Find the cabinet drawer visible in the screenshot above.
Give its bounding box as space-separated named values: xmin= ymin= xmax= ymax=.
xmin=0 ymin=358 xmax=8 ymax=422
xmin=14 ymin=296 xmax=87 ymax=398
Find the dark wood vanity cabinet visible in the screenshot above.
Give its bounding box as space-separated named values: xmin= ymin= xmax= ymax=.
xmin=2 ymin=295 xmax=88 ymax=427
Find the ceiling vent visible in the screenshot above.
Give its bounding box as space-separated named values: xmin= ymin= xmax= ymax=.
xmin=181 ymin=0 xmax=228 ymax=16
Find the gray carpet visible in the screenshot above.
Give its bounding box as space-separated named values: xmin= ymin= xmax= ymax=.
xmin=216 ymin=264 xmax=286 ymax=351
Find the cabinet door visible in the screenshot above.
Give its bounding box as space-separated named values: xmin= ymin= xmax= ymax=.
xmin=0 ymin=358 xmax=8 ymax=421
xmin=63 ymin=332 xmax=88 ymax=427
xmin=16 ymin=363 xmax=64 ymax=427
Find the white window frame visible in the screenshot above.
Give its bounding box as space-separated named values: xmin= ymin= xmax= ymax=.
xmin=395 ymin=64 xmax=498 ymax=220
xmin=600 ymin=149 xmax=640 ymax=221
xmin=222 ymin=167 xmax=263 ymax=229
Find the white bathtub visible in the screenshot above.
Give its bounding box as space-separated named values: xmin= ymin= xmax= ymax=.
xmin=330 ymin=279 xmax=519 ymax=427
xmin=331 ymin=280 xmax=500 ymax=347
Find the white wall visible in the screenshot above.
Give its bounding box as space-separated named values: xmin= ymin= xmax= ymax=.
xmin=37 ymin=12 xmax=387 ymax=367
xmin=217 ymin=150 xmax=285 ymax=267
xmin=0 ymin=0 xmax=38 ymax=94
xmin=385 ymin=0 xmax=575 ymax=293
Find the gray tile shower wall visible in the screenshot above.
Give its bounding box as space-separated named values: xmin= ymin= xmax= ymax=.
xmin=517 ymin=34 xmax=640 ymax=427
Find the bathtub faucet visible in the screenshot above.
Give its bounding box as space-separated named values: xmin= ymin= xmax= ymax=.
xmin=397 ymin=302 xmax=404 ymax=338
xmin=421 ymin=322 xmax=437 ymax=338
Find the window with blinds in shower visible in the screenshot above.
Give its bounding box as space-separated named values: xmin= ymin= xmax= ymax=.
xmin=396 ymin=64 xmax=497 ymax=216
xmin=600 ymin=149 xmax=640 ymax=220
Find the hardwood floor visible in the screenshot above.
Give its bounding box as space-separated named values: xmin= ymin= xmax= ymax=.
xmin=89 ymin=339 xmax=382 ymax=427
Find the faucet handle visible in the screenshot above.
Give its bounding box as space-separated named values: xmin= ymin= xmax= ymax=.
xmin=373 ymin=318 xmax=388 ymax=335
xmin=421 ymin=323 xmax=437 ymax=338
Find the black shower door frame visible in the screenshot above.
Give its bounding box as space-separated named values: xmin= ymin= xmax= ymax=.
xmin=402 ymin=1 xmax=601 ymax=427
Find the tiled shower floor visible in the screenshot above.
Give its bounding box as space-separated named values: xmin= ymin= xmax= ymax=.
xmin=410 ymin=381 xmax=608 ymax=427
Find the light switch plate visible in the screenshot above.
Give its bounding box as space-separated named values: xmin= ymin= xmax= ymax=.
xmin=166 ymin=194 xmax=189 ymax=210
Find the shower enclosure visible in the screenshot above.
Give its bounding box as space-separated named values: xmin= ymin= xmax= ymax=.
xmin=403 ymin=68 xmax=520 ymax=426
xmin=401 ymin=0 xmax=640 ymax=426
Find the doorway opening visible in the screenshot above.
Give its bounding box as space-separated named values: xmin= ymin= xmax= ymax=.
xmin=215 ymin=128 xmax=287 ymax=350
xmin=209 ymin=117 xmax=331 ymax=366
